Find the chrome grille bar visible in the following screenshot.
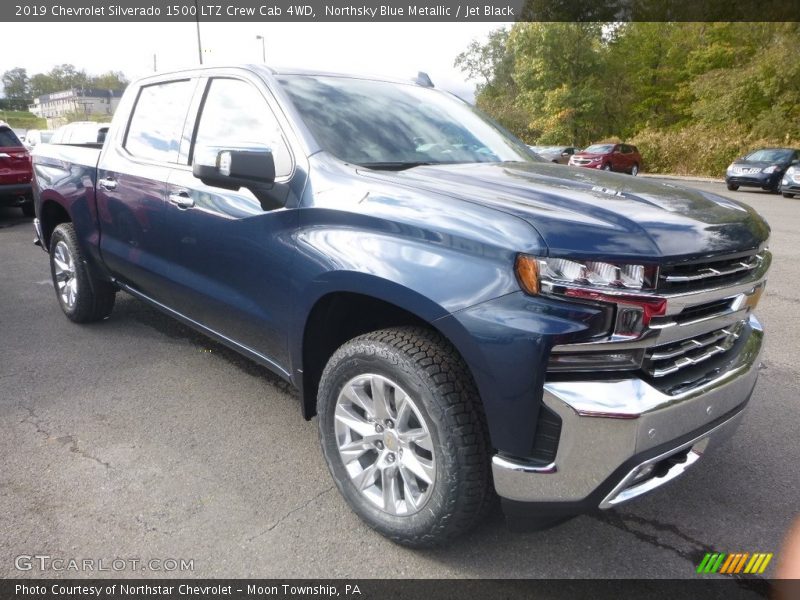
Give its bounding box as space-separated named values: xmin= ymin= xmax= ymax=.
xmin=660 ymin=255 xmax=760 ymax=284
xmin=644 ymin=323 xmax=743 ymax=378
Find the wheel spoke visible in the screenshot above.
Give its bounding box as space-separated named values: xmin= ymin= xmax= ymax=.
xmin=53 ymin=257 xmax=70 ymax=273
xmin=341 ymin=384 xmax=375 ymax=419
xmin=334 ymin=404 xmax=375 ymax=439
xmin=401 ymin=428 xmax=433 ymax=452
xmin=381 ymin=467 xmax=401 ymax=513
xmin=398 ymin=465 xmax=421 ymax=511
xmin=369 ymin=376 xmax=393 ymax=421
xmin=394 ymin=392 xmax=413 ymax=429
xmin=338 ymin=437 xmax=378 ymax=463
xmin=351 ymin=461 xmax=380 ymax=491
xmin=401 ymin=450 xmax=434 ymax=485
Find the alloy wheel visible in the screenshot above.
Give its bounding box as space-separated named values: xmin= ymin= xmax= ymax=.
xmin=53 ymin=240 xmax=78 ymax=309
xmin=334 ymin=373 xmax=435 ymax=516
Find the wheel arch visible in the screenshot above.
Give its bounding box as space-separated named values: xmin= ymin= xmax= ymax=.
xmin=296 ymin=285 xmax=479 ymax=422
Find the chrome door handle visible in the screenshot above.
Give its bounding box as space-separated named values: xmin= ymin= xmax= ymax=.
xmin=168 ymin=191 xmax=195 ymax=209
xmin=98 ymin=177 xmax=117 ymax=190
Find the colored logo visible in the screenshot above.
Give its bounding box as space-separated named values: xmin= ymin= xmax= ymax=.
xmin=696 ymin=552 xmax=773 ymax=575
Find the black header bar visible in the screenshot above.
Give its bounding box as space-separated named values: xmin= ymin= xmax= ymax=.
xmin=4 ymin=0 xmax=799 ymax=22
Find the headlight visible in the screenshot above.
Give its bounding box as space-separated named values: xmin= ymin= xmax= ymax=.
xmin=516 ymin=256 xmax=653 ymax=293
xmin=515 ymin=255 xmax=666 ymax=339
xmin=786 ymin=166 xmax=797 ymax=176
xmin=763 ymin=165 xmax=779 ymax=174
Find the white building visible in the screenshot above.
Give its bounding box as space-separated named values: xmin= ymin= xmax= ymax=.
xmin=28 ymin=88 xmax=123 ymax=128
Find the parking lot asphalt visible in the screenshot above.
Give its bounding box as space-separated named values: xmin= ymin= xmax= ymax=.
xmin=1 ymin=179 xmax=798 ymax=580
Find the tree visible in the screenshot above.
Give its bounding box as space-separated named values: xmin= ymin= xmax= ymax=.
xmin=1 ymin=68 xmax=31 ymax=109
xmin=90 ymin=71 xmax=129 ymax=92
xmin=29 ymin=64 xmax=91 ymax=97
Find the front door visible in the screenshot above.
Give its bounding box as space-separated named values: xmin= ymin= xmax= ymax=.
xmin=161 ymin=76 xmax=303 ymax=369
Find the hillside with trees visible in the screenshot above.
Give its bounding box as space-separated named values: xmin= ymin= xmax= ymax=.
xmin=1 ymin=64 xmax=128 ymax=127
xmin=456 ymin=23 xmax=800 ymax=176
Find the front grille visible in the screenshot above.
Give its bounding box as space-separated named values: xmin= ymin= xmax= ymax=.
xmin=643 ymin=321 xmax=744 ymax=378
xmin=658 ymin=252 xmax=763 ymax=292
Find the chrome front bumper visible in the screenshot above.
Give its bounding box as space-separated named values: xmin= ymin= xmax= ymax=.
xmin=493 ymin=314 xmax=763 ymax=507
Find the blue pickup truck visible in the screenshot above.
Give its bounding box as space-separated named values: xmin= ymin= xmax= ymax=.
xmin=32 ymin=65 xmax=770 ymax=547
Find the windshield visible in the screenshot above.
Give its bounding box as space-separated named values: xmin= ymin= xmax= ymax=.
xmin=278 ymin=75 xmax=533 ymax=167
xmin=744 ymin=149 xmax=792 ymax=162
xmin=583 ymin=144 xmax=614 ymax=154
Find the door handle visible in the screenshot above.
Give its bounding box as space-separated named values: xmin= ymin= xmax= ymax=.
xmin=168 ymin=190 xmax=195 ymax=209
xmin=98 ymin=177 xmax=117 ymax=190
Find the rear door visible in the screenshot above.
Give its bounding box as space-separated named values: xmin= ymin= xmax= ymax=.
xmin=0 ymin=127 xmax=31 ymax=188
xmin=95 ymin=77 xmax=200 ymax=298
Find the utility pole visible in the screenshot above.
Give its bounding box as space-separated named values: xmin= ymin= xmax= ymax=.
xmin=256 ymin=35 xmax=266 ymax=62
xmin=153 ymin=53 xmax=157 ymax=72
xmin=194 ymin=0 xmax=203 ymax=65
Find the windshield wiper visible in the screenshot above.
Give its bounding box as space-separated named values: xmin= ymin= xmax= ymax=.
xmin=356 ymin=161 xmax=443 ymax=171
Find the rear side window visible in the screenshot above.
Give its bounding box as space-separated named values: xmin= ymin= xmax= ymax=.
xmin=125 ymin=80 xmax=194 ymax=163
xmin=193 ymin=78 xmax=292 ymax=177
xmin=0 ymin=128 xmax=22 ymax=147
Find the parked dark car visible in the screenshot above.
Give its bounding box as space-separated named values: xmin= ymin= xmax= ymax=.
xmin=780 ymin=164 xmax=800 ymax=198
xmin=32 ymin=66 xmax=770 ymax=547
xmin=726 ymin=148 xmax=800 ymax=193
xmin=0 ymin=124 xmax=33 ymax=216
xmin=531 ymin=145 xmax=580 ymax=164
xmin=569 ymin=143 xmax=642 ymax=175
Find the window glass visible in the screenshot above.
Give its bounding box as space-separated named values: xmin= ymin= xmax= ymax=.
xmin=194 ymin=78 xmax=292 ymax=177
xmin=0 ymin=128 xmax=22 ymax=147
xmin=125 ymin=80 xmax=194 ymax=162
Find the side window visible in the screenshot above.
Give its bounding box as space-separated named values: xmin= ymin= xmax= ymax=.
xmin=125 ymin=80 xmax=194 ymax=163
xmin=193 ymin=78 xmax=292 ymax=178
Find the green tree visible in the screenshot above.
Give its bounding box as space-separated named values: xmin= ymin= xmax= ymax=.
xmin=90 ymin=71 xmax=129 ymax=92
xmin=1 ymin=67 xmax=31 ymax=109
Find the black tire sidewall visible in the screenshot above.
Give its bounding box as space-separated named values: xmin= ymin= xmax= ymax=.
xmin=318 ymin=342 xmax=459 ymax=542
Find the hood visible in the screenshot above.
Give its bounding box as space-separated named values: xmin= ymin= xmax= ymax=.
xmin=362 ymin=161 xmax=770 ymax=262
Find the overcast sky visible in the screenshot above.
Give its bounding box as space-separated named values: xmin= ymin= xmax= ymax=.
xmin=2 ymin=22 xmax=508 ymax=101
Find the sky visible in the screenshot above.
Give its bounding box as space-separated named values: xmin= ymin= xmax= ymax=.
xmin=1 ymin=22 xmax=508 ymax=102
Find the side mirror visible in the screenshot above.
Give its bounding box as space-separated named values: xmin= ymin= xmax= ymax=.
xmin=193 ymin=145 xmax=276 ymax=190
xmin=561 ymin=151 xmax=570 ymax=156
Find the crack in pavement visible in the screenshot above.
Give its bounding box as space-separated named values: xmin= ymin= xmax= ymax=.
xmin=593 ymin=511 xmax=770 ymax=596
xmin=247 ymin=486 xmax=334 ymax=542
xmin=19 ymin=405 xmax=112 ymax=470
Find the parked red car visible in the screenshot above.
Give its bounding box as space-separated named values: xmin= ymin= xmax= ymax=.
xmin=569 ymin=143 xmax=642 ymax=176
xmin=0 ymin=124 xmax=33 ymax=216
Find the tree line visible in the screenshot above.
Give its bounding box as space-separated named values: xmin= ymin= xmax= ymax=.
xmin=456 ymin=23 xmax=800 ymax=175
xmin=1 ymin=64 xmax=128 ymax=110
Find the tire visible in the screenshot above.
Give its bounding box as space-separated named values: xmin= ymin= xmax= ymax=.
xmin=783 ymin=192 xmax=795 ymax=198
xmin=727 ymin=183 xmax=739 ymax=191
xmin=317 ymin=326 xmax=493 ymax=547
xmin=630 ymin=164 xmax=639 ymax=176
xmin=21 ymin=202 xmax=35 ymax=217
xmin=602 ymin=163 xmax=612 ymax=171
xmin=49 ymin=223 xmax=116 ymax=323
